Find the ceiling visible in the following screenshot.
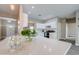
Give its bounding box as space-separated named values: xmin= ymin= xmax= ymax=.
xmin=0 ymin=4 xmax=79 ymax=22
xmin=22 ymin=4 xmax=79 ymax=22
xmin=0 ymin=4 xmax=19 ymax=19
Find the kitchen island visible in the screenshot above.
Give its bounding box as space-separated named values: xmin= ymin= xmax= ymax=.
xmin=0 ymin=35 xmax=71 ymax=55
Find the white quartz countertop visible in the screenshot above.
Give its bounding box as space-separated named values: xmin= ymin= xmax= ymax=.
xmin=0 ymin=36 xmax=71 ymax=55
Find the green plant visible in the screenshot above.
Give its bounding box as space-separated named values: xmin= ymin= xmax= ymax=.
xmin=21 ymin=28 xmax=36 ymax=41
xmin=31 ymin=29 xmax=36 ymax=36
xmin=21 ymin=28 xmax=31 ymax=36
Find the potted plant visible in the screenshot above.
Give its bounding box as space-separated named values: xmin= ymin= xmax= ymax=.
xmin=21 ymin=28 xmax=36 ymax=42
xmin=31 ymin=29 xmax=36 ymax=37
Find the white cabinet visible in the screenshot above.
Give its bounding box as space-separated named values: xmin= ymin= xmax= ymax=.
xmin=50 ymin=33 xmax=57 ymax=39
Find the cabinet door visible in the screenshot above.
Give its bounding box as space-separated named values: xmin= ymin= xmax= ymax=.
xmin=50 ymin=33 xmax=57 ymax=39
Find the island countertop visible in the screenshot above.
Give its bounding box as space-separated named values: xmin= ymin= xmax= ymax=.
xmin=0 ymin=36 xmax=71 ymax=55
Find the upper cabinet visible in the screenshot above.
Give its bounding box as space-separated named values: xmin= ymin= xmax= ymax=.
xmin=45 ymin=18 xmax=58 ymax=28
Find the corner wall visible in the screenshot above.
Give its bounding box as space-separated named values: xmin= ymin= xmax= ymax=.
xmin=76 ymin=11 xmax=79 ymax=46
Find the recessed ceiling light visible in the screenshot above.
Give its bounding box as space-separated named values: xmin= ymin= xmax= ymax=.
xmin=32 ymin=6 xmax=35 ymax=9
xmin=10 ymin=5 xmax=15 ymax=11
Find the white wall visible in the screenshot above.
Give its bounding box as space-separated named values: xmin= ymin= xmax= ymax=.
xmin=76 ymin=11 xmax=79 ymax=46
xmin=66 ymin=23 xmax=76 ymax=38
xmin=59 ymin=19 xmax=66 ymax=39
xmin=18 ymin=13 xmax=28 ymax=35
xmin=18 ymin=6 xmax=28 ymax=34
xmin=57 ymin=19 xmax=61 ymax=40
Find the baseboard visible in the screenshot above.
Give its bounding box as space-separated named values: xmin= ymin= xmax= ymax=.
xmin=64 ymin=44 xmax=72 ymax=55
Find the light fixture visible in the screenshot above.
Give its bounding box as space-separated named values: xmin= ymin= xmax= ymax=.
xmin=32 ymin=6 xmax=35 ymax=9
xmin=10 ymin=5 xmax=15 ymax=11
